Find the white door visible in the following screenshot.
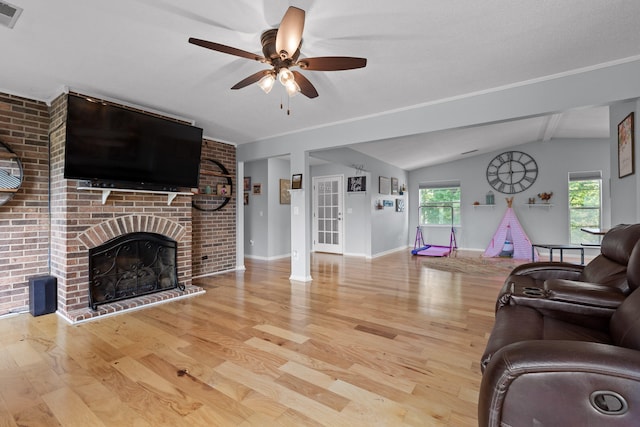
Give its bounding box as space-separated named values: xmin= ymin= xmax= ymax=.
xmin=312 ymin=175 xmax=344 ymax=254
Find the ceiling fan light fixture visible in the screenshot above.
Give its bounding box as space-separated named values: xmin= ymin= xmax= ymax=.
xmin=278 ymin=68 xmax=295 ymax=86
xmin=285 ymin=80 xmax=300 ymax=97
xmin=258 ymin=73 xmax=275 ymax=94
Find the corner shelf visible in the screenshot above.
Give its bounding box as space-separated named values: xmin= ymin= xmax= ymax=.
xmin=192 ymin=158 xmax=233 ymax=212
xmin=77 ymin=186 xmax=192 ymax=205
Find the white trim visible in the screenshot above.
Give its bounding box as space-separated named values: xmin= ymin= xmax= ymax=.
xmin=289 ymin=275 xmax=313 ymax=283
xmin=342 ymin=252 xmax=368 ymax=258
xmin=0 ymin=310 xmax=26 ymax=320
xmin=192 ymin=266 xmax=240 ymax=279
xmin=369 ymin=245 xmax=411 ymax=259
xmin=250 ymin=55 xmax=640 ymax=144
xmin=244 ymin=253 xmax=291 ymax=261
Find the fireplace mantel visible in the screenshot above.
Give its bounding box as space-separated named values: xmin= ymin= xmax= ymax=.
xmin=77 ymin=185 xmax=193 ymax=205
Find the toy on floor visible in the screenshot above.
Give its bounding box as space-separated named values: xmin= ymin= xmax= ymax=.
xmin=412 ymin=204 xmax=457 ymax=257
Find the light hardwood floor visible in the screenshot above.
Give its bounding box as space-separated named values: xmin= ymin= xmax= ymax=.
xmin=0 ymin=250 xmax=523 ymax=426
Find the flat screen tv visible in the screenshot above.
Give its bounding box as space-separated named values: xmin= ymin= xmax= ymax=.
xmin=64 ymin=94 xmax=203 ymax=191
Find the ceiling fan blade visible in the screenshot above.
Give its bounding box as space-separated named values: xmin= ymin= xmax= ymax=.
xmin=231 ymin=70 xmax=273 ymax=90
xmin=189 ymin=37 xmax=265 ymax=62
xmin=292 ymin=71 xmax=318 ymax=98
xmin=297 ymin=57 xmax=367 ymax=71
xmin=275 ymin=6 xmax=305 ymax=60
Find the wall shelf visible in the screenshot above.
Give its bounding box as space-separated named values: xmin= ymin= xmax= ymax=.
xmin=192 ymin=158 xmax=233 ymax=212
xmin=77 ymin=186 xmax=192 ymax=205
xmin=472 ymin=204 xmax=495 ymax=208
xmin=525 ymin=203 xmax=553 ymax=208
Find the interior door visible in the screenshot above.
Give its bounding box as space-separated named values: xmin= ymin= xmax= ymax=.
xmin=313 ymin=175 xmax=344 ymax=254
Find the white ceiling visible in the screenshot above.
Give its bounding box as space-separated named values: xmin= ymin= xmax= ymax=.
xmin=1 ymin=0 xmax=638 ymax=170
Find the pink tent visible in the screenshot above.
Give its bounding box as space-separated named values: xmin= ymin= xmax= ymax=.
xmin=483 ymin=206 xmax=539 ymax=260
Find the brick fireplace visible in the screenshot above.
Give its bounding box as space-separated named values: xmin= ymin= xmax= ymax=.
xmin=48 ymin=93 xmax=204 ymax=323
xmin=0 ymin=91 xmax=236 ymax=319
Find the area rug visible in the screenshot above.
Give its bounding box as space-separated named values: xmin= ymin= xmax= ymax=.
xmin=419 ymin=254 xmax=527 ymax=276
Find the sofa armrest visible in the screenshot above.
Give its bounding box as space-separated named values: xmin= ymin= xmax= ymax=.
xmin=480 ymin=341 xmax=640 ymax=427
xmin=544 ymin=278 xmax=626 ymax=307
xmin=497 ymin=278 xmax=625 ymax=322
xmin=509 ymin=261 xmax=584 ymax=280
xmin=505 ymin=279 xmax=626 ymax=310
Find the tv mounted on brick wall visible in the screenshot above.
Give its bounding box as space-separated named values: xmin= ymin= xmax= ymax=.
xmin=64 ymin=94 xmax=203 ymax=191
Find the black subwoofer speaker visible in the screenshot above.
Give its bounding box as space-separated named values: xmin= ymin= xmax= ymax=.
xmin=29 ymin=275 xmax=57 ymax=316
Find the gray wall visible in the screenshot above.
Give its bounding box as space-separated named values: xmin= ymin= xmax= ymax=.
xmin=610 ymin=100 xmax=640 ymax=224
xmin=268 ymin=157 xmax=292 ymax=258
xmin=244 ymin=158 xmax=293 ymax=259
xmin=409 ymin=138 xmax=611 ymax=251
xmin=310 ymin=162 xmax=372 ymax=257
xmin=312 ymin=147 xmax=409 ymax=257
xmin=244 ymin=159 xmax=268 ymax=258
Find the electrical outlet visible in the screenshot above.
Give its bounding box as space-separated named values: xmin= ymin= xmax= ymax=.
xmin=250 ymin=240 xmax=254 ymax=246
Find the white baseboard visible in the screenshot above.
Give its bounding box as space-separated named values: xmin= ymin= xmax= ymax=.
xmin=244 ymin=253 xmax=291 ymax=261
xmin=369 ymin=245 xmax=411 ymax=259
xmin=289 ymin=275 xmax=313 ymax=283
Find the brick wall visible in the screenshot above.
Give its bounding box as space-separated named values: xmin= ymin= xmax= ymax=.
xmin=192 ymin=139 xmax=237 ymax=277
xmin=0 ymin=93 xmax=50 ymax=315
xmin=0 ymin=90 xmax=238 ymax=318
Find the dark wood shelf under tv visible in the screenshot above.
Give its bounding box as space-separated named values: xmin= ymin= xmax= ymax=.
xmin=192 ymin=158 xmax=233 ymax=212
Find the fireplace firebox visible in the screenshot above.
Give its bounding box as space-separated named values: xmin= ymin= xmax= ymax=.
xmin=88 ymin=232 xmax=183 ymax=310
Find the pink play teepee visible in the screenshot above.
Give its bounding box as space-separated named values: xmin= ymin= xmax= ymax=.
xmin=483 ymin=198 xmax=539 ymax=260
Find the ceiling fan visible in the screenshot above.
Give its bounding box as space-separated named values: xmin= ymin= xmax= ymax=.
xmin=188 ymin=6 xmax=367 ymax=99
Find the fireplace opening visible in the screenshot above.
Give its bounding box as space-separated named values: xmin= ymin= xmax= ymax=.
xmin=88 ymin=232 xmax=183 ymax=310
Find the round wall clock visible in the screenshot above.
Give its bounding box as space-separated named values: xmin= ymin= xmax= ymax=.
xmin=486 ymin=150 xmax=538 ymax=194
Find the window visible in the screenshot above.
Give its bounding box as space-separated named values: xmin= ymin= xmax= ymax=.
xmin=419 ymin=182 xmax=461 ymax=226
xmin=568 ymin=171 xmax=602 ymax=245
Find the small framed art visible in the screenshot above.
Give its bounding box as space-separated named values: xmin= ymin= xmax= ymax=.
xmin=618 ymin=112 xmax=635 ymax=178
xmin=292 ymin=174 xmax=302 ymax=189
xmin=280 ymin=179 xmax=291 ymax=204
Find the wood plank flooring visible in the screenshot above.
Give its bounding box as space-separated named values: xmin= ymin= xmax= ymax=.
xmin=0 ymin=250 xmax=524 ymax=426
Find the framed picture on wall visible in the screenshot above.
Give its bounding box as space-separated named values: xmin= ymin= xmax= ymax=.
xmin=379 ymin=176 xmax=390 ymax=194
xmin=618 ymin=112 xmax=635 ymax=178
xmin=280 ymin=179 xmax=291 ymax=204
xmin=347 ymin=176 xmax=366 ymax=192
xmin=243 ymin=177 xmax=251 ymax=191
xmin=252 ymin=183 xmax=262 ymax=195
xmin=216 ymin=184 xmax=231 ymax=197
xmin=244 ymin=192 xmax=249 ymax=205
xmin=391 ymin=177 xmax=399 ymax=194
xmin=291 ymin=174 xmax=302 ymax=189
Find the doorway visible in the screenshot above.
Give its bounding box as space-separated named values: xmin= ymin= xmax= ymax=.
xmin=312 ymin=175 xmax=344 ymax=254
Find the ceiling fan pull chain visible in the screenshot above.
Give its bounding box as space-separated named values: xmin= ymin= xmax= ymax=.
xmin=287 ymin=97 xmax=291 ymax=116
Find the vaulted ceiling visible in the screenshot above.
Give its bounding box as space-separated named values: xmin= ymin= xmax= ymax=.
xmin=2 ymin=0 xmax=639 ymax=170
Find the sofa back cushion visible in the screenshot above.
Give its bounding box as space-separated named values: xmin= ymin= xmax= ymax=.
xmin=579 ymin=224 xmax=640 ymax=292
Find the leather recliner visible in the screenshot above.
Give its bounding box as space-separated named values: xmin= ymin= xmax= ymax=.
xmin=495 ymin=224 xmax=640 ymax=313
xmin=478 ymin=243 xmax=640 ymax=426
xmin=479 ymin=286 xmax=640 ymax=426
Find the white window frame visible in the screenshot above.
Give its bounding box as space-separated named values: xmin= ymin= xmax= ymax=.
xmin=568 ymin=171 xmax=602 ymax=245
